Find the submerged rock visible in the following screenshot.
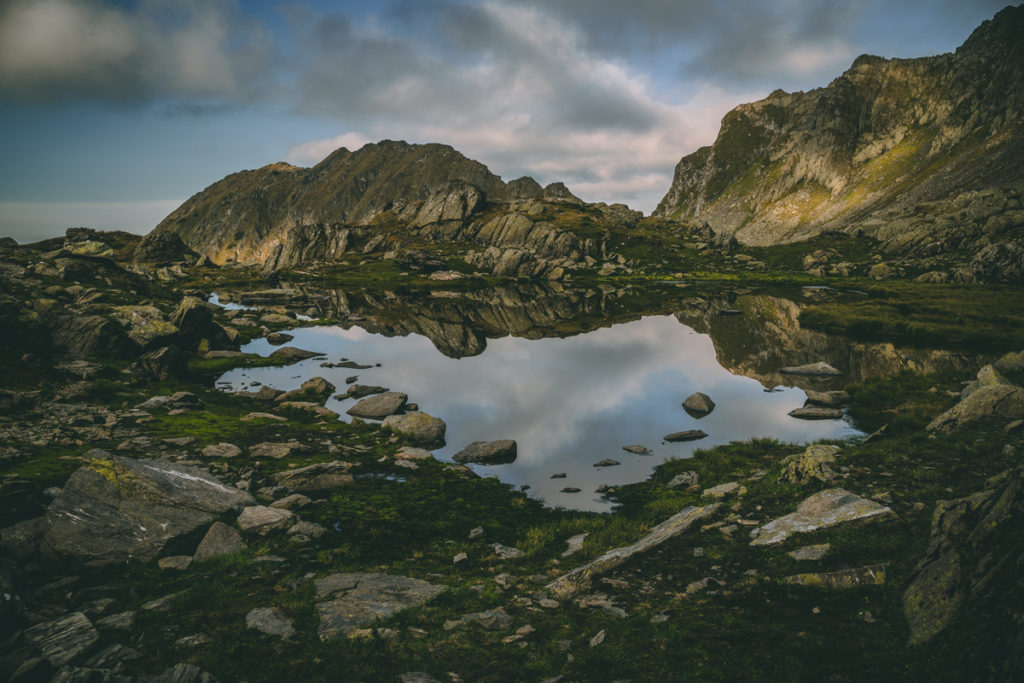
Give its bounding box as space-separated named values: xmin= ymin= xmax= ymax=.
xmin=38 ymin=450 xmax=254 ymax=565
xmin=750 ymin=489 xmax=894 ymax=546
xmin=452 ymin=439 xmax=518 ymax=464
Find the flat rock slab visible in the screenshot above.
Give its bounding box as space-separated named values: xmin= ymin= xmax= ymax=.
xmin=780 ymin=362 xmax=842 ymax=376
xmin=269 ymin=461 xmax=354 ymax=492
xmin=789 ymin=406 xmax=843 ymax=420
xmin=750 ymin=488 xmax=894 ymax=546
xmin=783 ymin=563 xmax=887 ymax=589
xmin=345 ymin=384 xmax=389 ymax=398
xmin=193 ymin=521 xmax=245 ymax=561
xmin=452 ymin=439 xmax=517 ymax=465
xmin=246 ymin=607 xmax=295 ymax=639
xmin=201 ymin=443 xmax=241 ymax=459
xmin=237 ymin=506 xmax=296 ymax=534
xmin=314 ymin=573 xmax=446 ymax=640
xmin=383 ymin=412 xmax=447 ymax=446
xmin=248 ymin=441 xmax=306 ymax=460
xmin=804 ymin=390 xmax=851 ymax=407
xmin=347 ymin=392 xmax=408 ymax=419
xmin=682 ymin=392 xmax=715 ymax=416
xmin=546 ymin=503 xmax=720 ymax=600
xmin=24 ymin=612 xmax=99 ymax=667
xmin=663 ymin=430 xmax=708 ymax=442
xmin=269 ymin=346 xmax=323 ymax=364
xmin=622 ymin=445 xmax=650 ymax=455
xmin=788 ymin=543 xmax=830 ymax=561
xmin=40 ymin=450 xmax=254 ymax=565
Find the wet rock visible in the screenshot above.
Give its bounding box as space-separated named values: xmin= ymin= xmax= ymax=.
xmin=784 ymin=564 xmax=887 ymax=588
xmin=347 ymin=391 xmax=408 ymax=419
xmin=270 ymin=461 xmax=354 ymax=492
xmin=38 ymin=450 xmax=254 ymax=565
xmin=682 ymin=392 xmax=715 ymax=416
xmin=778 ymin=444 xmax=841 ymax=484
xmin=779 ymin=362 xmax=842 ymax=376
xmin=314 ymin=573 xmax=446 ymax=640
xmin=193 ymin=521 xmax=245 ymax=561
xmin=750 ymin=489 xmax=894 ymax=546
xmin=547 ymin=503 xmax=720 ymax=599
xmin=129 ymin=345 xmax=190 ymax=381
xmin=383 ymin=411 xmax=447 ymax=446
xmin=663 ymin=430 xmax=708 ymax=442
xmin=201 ymin=442 xmax=242 ymax=459
xmin=23 ymin=612 xmax=99 ymax=667
xmin=248 ymin=441 xmax=306 ymax=460
xmin=237 ymin=506 xmax=296 ymax=534
xmin=452 ymin=439 xmax=517 ymax=464
xmin=594 ymin=459 xmax=620 ymax=467
xmin=788 ymin=406 xmax=843 ymax=420
xmin=804 ymin=390 xmax=851 ymax=407
xmin=246 ymin=607 xmax=295 ymax=640
xmin=269 ymin=346 xmax=324 ymax=363
xmin=788 ymin=543 xmax=830 ymax=561
xmin=276 ymin=376 xmax=335 ymax=404
xmin=622 ymin=445 xmax=650 ymax=455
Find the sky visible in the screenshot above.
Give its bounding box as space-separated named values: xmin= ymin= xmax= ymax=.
xmin=0 ymin=0 xmax=1011 ymax=242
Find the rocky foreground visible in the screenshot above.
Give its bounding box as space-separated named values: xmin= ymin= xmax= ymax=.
xmin=1 ymin=226 xmax=1024 ymax=681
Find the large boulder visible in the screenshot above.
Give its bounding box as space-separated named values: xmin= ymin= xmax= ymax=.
xmin=347 ymin=392 xmax=408 ymax=419
xmin=51 ymin=315 xmax=137 ymax=360
xmin=133 ymin=232 xmax=199 ymax=265
xmin=169 ymin=296 xmax=231 ymax=350
xmin=38 ymin=450 xmax=254 ymax=565
xmin=129 ymin=345 xmax=190 ymax=381
xmin=382 ymin=411 xmax=447 ymax=446
xmin=928 ymin=366 xmax=1024 ymax=433
xmin=111 ymin=305 xmax=179 ymax=349
xmin=314 ymin=573 xmax=446 ymax=640
xmin=749 ymin=488 xmax=894 ymax=546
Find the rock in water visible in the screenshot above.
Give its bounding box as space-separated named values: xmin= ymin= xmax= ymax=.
xmin=38 ymin=450 xmax=254 ymax=565
xmin=346 ymin=392 xmax=408 ymax=419
xmin=663 ymin=430 xmax=708 ymax=442
xmin=788 ymin=406 xmax=843 ymax=420
xmin=682 ymin=392 xmax=715 ymax=416
xmin=749 ymin=488 xmax=894 ymax=546
xmin=779 ymin=362 xmax=842 ymax=376
xmin=804 ymin=390 xmax=851 ymax=407
xmin=383 ymin=412 xmax=447 ymax=446
xmin=452 ymin=440 xmax=518 ymax=464
xmin=269 ymin=346 xmax=324 ymax=363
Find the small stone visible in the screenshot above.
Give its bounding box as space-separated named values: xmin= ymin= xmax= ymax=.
xmin=788 ymin=543 xmax=830 ymax=561
xmin=789 ymin=406 xmax=844 ymax=420
xmin=561 ymin=487 xmax=581 ymax=493
xmin=346 ymin=392 xmax=407 ymax=419
xmin=651 ymin=614 xmax=669 ymax=623
xmin=201 ymin=442 xmax=241 ymax=459
xmin=561 ymin=532 xmax=588 ymax=557
xmin=663 ymin=430 xmax=708 ymax=442
xmin=551 ymin=472 xmax=567 ymax=479
xmin=246 ymin=607 xmax=295 ymax=639
xmin=158 ymin=555 xmax=193 ymax=571
xmin=702 ymin=482 xmax=743 ymax=499
xmin=594 ymin=459 xmax=620 ymax=467
xmin=493 ymin=543 xmax=525 ymax=559
xmin=241 ymin=412 xmax=288 ymax=422
xmin=667 ymin=471 xmax=699 ymax=488
xmin=589 ymin=629 xmax=606 ymax=647
xmin=539 ymin=598 xmax=560 ymax=609
xmin=270 ymin=493 xmax=312 ymax=510
xmin=468 ymin=526 xmax=485 ymax=540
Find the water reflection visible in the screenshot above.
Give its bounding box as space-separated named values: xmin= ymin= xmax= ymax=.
xmin=218 ymin=314 xmax=861 ymax=511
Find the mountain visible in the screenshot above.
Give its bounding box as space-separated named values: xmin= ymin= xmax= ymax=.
xmin=146 ymin=140 xmax=593 ymax=271
xmin=654 ymin=5 xmax=1024 ymax=260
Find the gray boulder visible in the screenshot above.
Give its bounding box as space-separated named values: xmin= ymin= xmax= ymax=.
xmin=928 ymin=366 xmax=1024 ymax=433
xmin=270 ymin=461 xmax=354 ymax=492
xmin=269 ymin=346 xmax=323 ymax=363
xmin=129 ymin=345 xmax=190 ymax=381
xmin=779 ymin=362 xmax=842 ymax=376
xmin=663 ymin=430 xmax=708 ymax=442
xmin=38 ymin=450 xmax=254 ymax=565
xmin=347 ymin=391 xmax=408 ymax=419
xmin=193 ymin=521 xmax=245 ymax=561
xmin=276 ymin=377 xmax=335 ymax=404
xmin=452 ymin=439 xmax=517 ymax=464
xmin=245 ymin=607 xmax=295 ymax=640
xmin=682 ymin=392 xmax=715 ymax=416
xmin=382 ymin=411 xmax=447 ymax=446
xmin=749 ymin=488 xmax=894 ymax=546
xmin=788 ymin=406 xmax=843 ymax=420
xmin=52 ymin=315 xmax=137 ymax=360
xmin=201 ymin=443 xmax=242 ymax=459
xmin=23 ymin=612 xmax=99 ymax=667
xmin=237 ymin=506 xmax=296 ymax=534
xmin=314 ymin=573 xmax=445 ymax=640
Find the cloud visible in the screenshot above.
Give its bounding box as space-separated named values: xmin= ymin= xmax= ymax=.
xmin=0 ymin=0 xmax=271 ymax=102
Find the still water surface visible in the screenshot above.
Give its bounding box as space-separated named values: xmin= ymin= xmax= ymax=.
xmin=217 ymin=315 xmax=861 ymax=511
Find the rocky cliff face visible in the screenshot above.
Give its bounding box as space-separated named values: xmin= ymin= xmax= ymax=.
xmin=147 ymin=139 xmax=601 ymax=273
xmin=655 ymin=6 xmax=1024 ymax=261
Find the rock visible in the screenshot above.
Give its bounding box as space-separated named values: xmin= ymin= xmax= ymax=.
xmin=314 ymin=573 xmax=446 ymax=640
xmin=667 ymin=471 xmax=699 ymax=488
xmin=594 ymin=459 xmax=620 ymax=467
xmin=52 ymin=315 xmax=137 ymax=360
xmin=783 ymin=564 xmax=887 ymax=588
xmin=395 ymin=447 xmax=434 ymax=461
xmin=400 ymin=674 xmax=441 ymax=683
xmin=158 ymin=555 xmax=193 ymax=571
xmin=248 ymin=441 xmax=306 ymax=460
xmin=778 ymin=444 xmax=841 ymax=484
xmin=201 ymin=442 xmax=242 ymax=459
xmin=193 ymin=521 xmax=246 ymax=561
xmin=84 ymin=643 xmax=142 ymax=669
xmin=270 ymin=461 xmax=354 ymax=492
xmin=453 ymin=552 xmax=468 ymax=564
xmin=788 ymin=406 xmax=843 ymax=419
xmin=133 ymin=231 xmax=199 ymax=264
xmin=246 ymin=607 xmax=295 ymax=640
xmin=623 ymin=445 xmax=650 ymax=455
xmin=682 ymin=392 xmax=715 ymax=416
xmin=750 ymin=489 xmax=894 ymax=546
xmin=269 ymin=346 xmax=324 ymax=363
xmin=928 ymin=366 xmax=1024 ymax=432
xmin=265 ymin=332 xmax=293 ymax=345
xmin=779 ymin=362 xmax=842 ymax=376
xmin=994 ymin=351 xmax=1024 ymax=374
xmin=452 ymin=439 xmax=518 ymax=464
xmin=904 ymin=550 xmax=963 ymax=646
xmin=804 ymin=390 xmax=851 ymax=407
xmin=562 ymin=532 xmax=588 ymax=557
xmin=112 ymin=305 xmax=179 ymax=349
xmin=382 ymin=411 xmax=447 ymax=446
xmin=788 ymin=543 xmax=830 ymax=561
xmin=151 ymin=662 xmax=220 ymax=682
xmin=346 ymin=391 xmax=408 ymax=419
xmin=23 ymin=612 xmax=99 ymax=667
xmin=561 ymin=487 xmax=581 ymax=493
xmin=492 ymin=543 xmax=524 ymax=559
xmin=276 ymin=376 xmax=335 ymax=404
xmin=270 ymin=493 xmax=312 ymax=510
xmin=455 ymin=608 xmax=514 ymax=631
xmin=95 ymin=611 xmax=135 ymax=631
xmin=288 ymin=520 xmax=327 ymax=538
xmin=129 ymin=345 xmax=190 ymax=381
xmin=170 ymin=296 xmax=229 ymax=350
xmin=703 ymin=482 xmax=744 ymax=499
xmin=237 ymin=506 xmax=296 ymax=534
xmin=240 ymin=412 xmax=287 ymax=422
xmin=663 ymin=430 xmax=708 ymax=442
xmin=547 ymin=503 xmax=720 ymax=599
xmin=38 ymin=450 xmax=254 ymax=565
xmin=346 ymin=384 xmax=388 ymax=398
xmin=589 ymin=629 xmax=606 ymax=647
